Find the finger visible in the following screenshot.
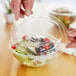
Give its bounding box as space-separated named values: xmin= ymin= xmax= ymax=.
xmin=67 ymin=36 xmax=76 ymax=42
xmin=25 ymin=9 xmax=31 ymax=16
xmin=66 ymin=42 xmax=76 ymax=48
xmin=22 ymin=0 xmax=34 ymax=16
xmin=22 ymin=1 xmax=31 ymax=16
xmin=10 ymin=0 xmax=14 ymax=12
xmin=23 ymin=3 xmax=31 ymax=16
xmin=68 ymin=36 xmax=75 ymax=42
xmin=20 ymin=14 xmax=24 ymax=18
xmin=22 ymin=0 xmax=27 ymax=9
xmin=13 ymin=0 xmax=21 ymax=20
xmin=67 ymin=29 xmax=76 ymax=37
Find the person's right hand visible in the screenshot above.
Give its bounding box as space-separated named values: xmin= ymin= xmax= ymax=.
xmin=10 ymin=0 xmax=34 ymax=20
xmin=66 ymin=29 xmax=76 ymax=48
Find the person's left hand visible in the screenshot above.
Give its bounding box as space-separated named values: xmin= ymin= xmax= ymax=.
xmin=66 ymin=28 xmax=76 ymax=48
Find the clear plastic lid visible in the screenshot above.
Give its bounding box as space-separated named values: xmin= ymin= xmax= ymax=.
xmin=9 ymin=15 xmax=68 ymax=67
xmin=47 ymin=5 xmax=76 ymax=29
xmin=47 ymin=4 xmax=76 ymax=16
xmin=11 ymin=15 xmax=68 ymax=43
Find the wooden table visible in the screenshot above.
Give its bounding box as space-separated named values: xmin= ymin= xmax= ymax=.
xmin=1 ymin=23 xmax=76 ymax=76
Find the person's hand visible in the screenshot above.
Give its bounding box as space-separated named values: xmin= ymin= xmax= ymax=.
xmin=10 ymin=0 xmax=34 ymax=20
xmin=66 ymin=28 xmax=76 ymax=48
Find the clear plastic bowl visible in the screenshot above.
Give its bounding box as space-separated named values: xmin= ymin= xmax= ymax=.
xmin=47 ymin=5 xmax=76 ymax=29
xmin=9 ymin=15 xmax=68 ymax=67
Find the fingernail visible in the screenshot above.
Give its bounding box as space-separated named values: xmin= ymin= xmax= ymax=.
xmin=31 ymin=11 xmax=33 ymax=14
xmin=66 ymin=45 xmax=69 ymax=48
xmin=66 ymin=43 xmax=71 ymax=48
xmin=25 ymin=10 xmax=31 ymax=16
xmin=15 ymin=17 xmax=18 ymax=20
xmin=15 ymin=15 xmax=19 ymax=20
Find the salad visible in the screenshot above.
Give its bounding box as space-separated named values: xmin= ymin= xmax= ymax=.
xmin=10 ymin=35 xmax=58 ymax=67
xmin=51 ymin=7 xmax=75 ymax=29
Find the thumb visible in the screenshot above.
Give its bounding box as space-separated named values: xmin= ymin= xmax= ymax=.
xmin=13 ymin=0 xmax=21 ymax=20
xmin=66 ymin=42 xmax=76 ymax=48
xmin=22 ymin=0 xmax=34 ymax=16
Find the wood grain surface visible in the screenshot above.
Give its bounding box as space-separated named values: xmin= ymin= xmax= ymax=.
xmin=0 ymin=23 xmax=76 ymax=76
